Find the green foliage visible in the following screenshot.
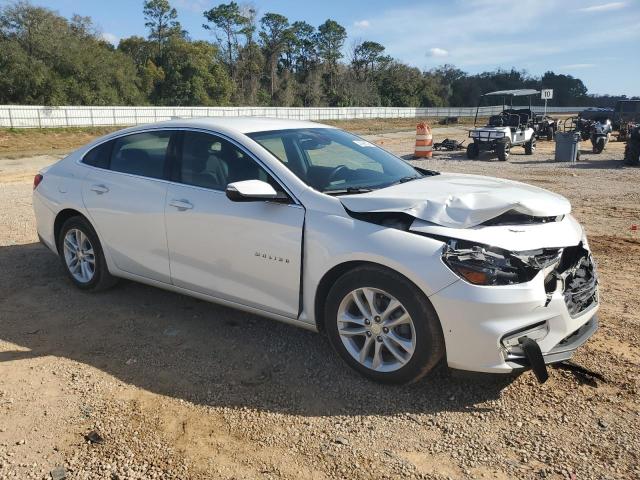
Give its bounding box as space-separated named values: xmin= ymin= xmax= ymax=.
xmin=0 ymin=2 xmax=144 ymax=105
xmin=2 ymin=1 xmax=629 ymax=109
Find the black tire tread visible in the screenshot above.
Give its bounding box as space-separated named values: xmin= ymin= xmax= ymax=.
xmin=324 ymin=265 xmax=445 ymax=384
xmin=57 ymin=216 xmax=117 ymax=291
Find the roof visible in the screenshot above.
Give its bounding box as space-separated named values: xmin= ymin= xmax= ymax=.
xmin=483 ymin=89 xmax=540 ymax=97
xmin=131 ymin=116 xmax=332 ymax=134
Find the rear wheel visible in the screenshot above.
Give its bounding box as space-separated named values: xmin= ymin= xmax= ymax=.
xmin=57 ymin=216 xmax=117 ymax=291
xmin=466 ymin=142 xmax=479 ymax=159
xmin=496 ymin=140 xmax=511 ymax=161
xmin=525 ymin=136 xmax=536 ymax=155
xmin=324 ymin=266 xmax=445 ymax=384
xmin=546 ymin=126 xmax=554 ymax=141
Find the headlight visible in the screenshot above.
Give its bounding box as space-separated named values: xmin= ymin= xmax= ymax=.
xmin=442 ymin=239 xmax=562 ymax=286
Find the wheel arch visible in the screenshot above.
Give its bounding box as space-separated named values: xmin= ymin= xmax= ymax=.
xmin=313 ymin=260 xmax=441 ymax=333
xmin=53 ymin=208 xmax=94 ymax=253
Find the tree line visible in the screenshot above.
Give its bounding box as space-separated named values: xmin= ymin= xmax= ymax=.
xmin=0 ymin=1 xmax=635 ymax=108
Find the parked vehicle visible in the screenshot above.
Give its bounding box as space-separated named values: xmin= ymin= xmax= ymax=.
xmin=589 ymin=119 xmax=613 ymax=153
xmin=613 ymin=100 xmax=640 ymax=141
xmin=467 ymin=89 xmax=538 ymax=161
xmin=624 ymin=123 xmax=640 ymax=166
xmin=533 ymin=114 xmax=558 ymax=141
xmin=33 ymin=118 xmax=599 ymax=384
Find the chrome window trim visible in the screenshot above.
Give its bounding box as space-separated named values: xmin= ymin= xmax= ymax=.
xmin=77 ymin=126 xmax=302 ymax=206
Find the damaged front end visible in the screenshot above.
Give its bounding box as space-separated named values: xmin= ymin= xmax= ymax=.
xmin=440 ymin=238 xmax=599 ymax=383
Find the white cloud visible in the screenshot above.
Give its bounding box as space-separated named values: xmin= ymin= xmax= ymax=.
xmin=427 ymin=47 xmax=448 ymax=58
xmin=353 ymin=19 xmax=370 ymax=28
xmin=579 ymin=2 xmax=627 ymax=12
xmin=560 ymin=63 xmax=596 ymax=69
xmin=101 ymin=32 xmax=118 ymax=45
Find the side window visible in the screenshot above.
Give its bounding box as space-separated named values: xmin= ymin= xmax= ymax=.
xmin=257 ymin=136 xmax=289 ymax=164
xmin=179 ymin=132 xmax=271 ymax=191
xmin=82 ymin=141 xmax=113 ymax=169
xmin=110 ymin=131 xmax=171 ymax=179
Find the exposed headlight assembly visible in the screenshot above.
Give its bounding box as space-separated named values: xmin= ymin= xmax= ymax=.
xmin=442 ymin=239 xmax=562 ymax=286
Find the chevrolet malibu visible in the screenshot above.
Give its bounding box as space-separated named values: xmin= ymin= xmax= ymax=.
xmin=32 ymin=118 xmax=599 ymax=383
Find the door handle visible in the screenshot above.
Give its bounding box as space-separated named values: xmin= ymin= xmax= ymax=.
xmin=90 ymin=184 xmax=109 ymax=194
xmin=169 ymin=199 xmax=193 ymax=211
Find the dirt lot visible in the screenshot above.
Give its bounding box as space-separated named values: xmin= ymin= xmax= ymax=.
xmin=1 ymin=123 xmax=639 ymax=480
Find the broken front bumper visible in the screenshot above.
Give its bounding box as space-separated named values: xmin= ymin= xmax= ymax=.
xmin=505 ymin=315 xmax=598 ymax=381
xmin=428 ymin=244 xmax=599 ymax=375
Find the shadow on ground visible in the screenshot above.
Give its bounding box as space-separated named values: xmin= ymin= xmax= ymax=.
xmin=0 ymin=243 xmax=515 ymax=417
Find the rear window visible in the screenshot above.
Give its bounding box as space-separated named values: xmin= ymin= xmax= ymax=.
xmin=109 ymin=131 xmax=171 ymax=179
xmin=82 ymin=141 xmax=112 ymax=169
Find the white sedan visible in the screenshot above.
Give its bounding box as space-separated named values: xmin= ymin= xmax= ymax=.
xmin=32 ymin=118 xmax=599 ymax=383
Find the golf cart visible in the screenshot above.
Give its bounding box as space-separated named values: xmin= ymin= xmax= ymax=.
xmin=467 ymin=89 xmax=538 ymax=161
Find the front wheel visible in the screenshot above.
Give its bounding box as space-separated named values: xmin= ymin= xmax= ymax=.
xmin=324 ymin=266 xmax=445 ymax=384
xmin=546 ymin=126 xmax=554 ymax=141
xmin=592 ymin=137 xmax=605 ymax=154
xmin=57 ymin=216 xmax=117 ymax=291
xmin=525 ymin=136 xmax=536 ymax=155
xmin=496 ymin=140 xmax=511 ymax=161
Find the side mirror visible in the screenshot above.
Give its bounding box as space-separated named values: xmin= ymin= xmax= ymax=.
xmin=225 ymin=180 xmax=287 ymax=202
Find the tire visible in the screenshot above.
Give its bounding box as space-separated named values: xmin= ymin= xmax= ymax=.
xmin=593 ymin=137 xmax=605 ymax=154
xmin=625 ymin=142 xmax=640 ymax=166
xmin=466 ymin=142 xmax=479 ymax=159
xmin=496 ymin=140 xmax=511 ymax=161
xmin=546 ymin=126 xmax=554 ymax=141
xmin=324 ymin=265 xmax=445 ymax=384
xmin=57 ymin=216 xmax=117 ymax=291
xmin=525 ymin=136 xmax=536 ymax=155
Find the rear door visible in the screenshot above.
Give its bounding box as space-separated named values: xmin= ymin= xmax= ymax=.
xmin=82 ymin=130 xmax=177 ymax=283
xmin=164 ymin=130 xmax=304 ymax=317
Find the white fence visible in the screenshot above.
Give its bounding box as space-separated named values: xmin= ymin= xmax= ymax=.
xmin=0 ymin=105 xmax=586 ymax=129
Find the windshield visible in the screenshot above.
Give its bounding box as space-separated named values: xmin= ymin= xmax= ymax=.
xmin=247 ymin=128 xmax=421 ymax=193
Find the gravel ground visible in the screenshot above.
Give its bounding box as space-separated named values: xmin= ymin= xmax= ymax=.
xmin=0 ymin=126 xmax=639 ymax=480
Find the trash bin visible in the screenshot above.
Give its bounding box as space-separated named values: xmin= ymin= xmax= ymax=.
xmin=555 ymin=131 xmax=581 ymax=162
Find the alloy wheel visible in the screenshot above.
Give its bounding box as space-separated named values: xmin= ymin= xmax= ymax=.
xmin=63 ymin=228 xmax=96 ymax=283
xmin=337 ymin=287 xmax=416 ymax=372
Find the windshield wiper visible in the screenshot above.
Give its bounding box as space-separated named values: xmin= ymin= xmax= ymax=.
xmin=324 ymin=186 xmax=373 ymax=195
xmin=391 ymin=175 xmax=422 ymax=186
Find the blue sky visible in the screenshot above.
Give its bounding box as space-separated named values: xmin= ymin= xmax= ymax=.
xmin=7 ymin=0 xmax=640 ymax=96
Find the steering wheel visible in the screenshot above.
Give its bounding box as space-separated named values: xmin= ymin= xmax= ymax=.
xmin=326 ymin=165 xmax=349 ymax=186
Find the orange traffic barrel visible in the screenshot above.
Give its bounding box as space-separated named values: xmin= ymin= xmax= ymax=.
xmin=414 ymin=122 xmax=433 ymax=158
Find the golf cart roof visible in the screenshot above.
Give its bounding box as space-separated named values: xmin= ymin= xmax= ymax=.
xmin=483 ymin=89 xmax=540 ymax=97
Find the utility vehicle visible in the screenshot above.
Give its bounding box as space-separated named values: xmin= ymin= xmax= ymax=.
xmin=467 ymin=89 xmax=538 ymax=161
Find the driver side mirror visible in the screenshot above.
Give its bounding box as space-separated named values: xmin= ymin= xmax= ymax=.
xmin=225 ymin=180 xmax=289 ymax=203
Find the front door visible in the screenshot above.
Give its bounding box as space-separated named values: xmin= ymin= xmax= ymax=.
xmin=164 ymin=131 xmax=304 ymax=318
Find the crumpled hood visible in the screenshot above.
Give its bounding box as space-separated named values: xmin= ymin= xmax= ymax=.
xmin=340 ymin=173 xmax=571 ymax=228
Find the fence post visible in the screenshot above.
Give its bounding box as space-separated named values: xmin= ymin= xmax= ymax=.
xmin=112 ymin=108 xmax=116 ymax=126
xmin=90 ymin=109 xmax=94 ymax=127
xmin=8 ymin=108 xmax=13 ymax=129
xmin=37 ymin=108 xmax=42 ymax=128
xmin=64 ymin=108 xmax=69 ymax=128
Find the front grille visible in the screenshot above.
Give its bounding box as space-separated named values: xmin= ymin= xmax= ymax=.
xmin=558 ymin=244 xmax=598 ymax=316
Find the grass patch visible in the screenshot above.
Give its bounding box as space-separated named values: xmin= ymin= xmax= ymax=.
xmin=0 ymin=126 xmax=121 ymax=157
xmin=0 ymin=117 xmax=481 ymax=158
